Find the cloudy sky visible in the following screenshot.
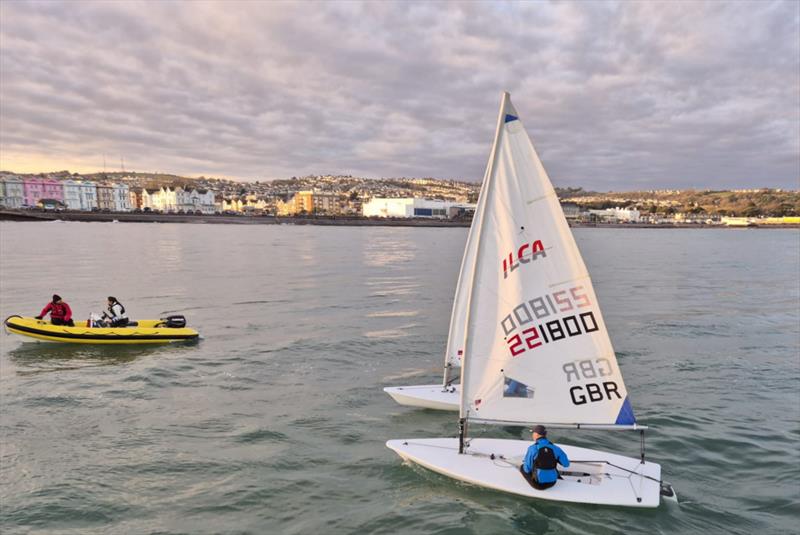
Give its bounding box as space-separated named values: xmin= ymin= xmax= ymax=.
xmin=1 ymin=1 xmax=798 ymax=190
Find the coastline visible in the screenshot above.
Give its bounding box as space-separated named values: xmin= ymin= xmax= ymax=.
xmin=1 ymin=209 xmax=798 ymax=229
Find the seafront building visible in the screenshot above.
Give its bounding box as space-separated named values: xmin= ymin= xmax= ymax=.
xmin=176 ymin=187 xmax=215 ymax=214
xmin=96 ymin=183 xmax=115 ymax=211
xmin=112 ymin=184 xmax=132 ymax=212
xmin=22 ymin=179 xmax=45 ymax=207
xmin=142 ymin=187 xmax=177 ymax=212
xmin=362 ymin=197 xmax=472 ymax=218
xmin=129 ymin=189 xmax=142 ymax=210
xmin=561 ymin=202 xmax=581 ymax=220
xmin=1 ymin=176 xmax=25 ymax=208
xmin=273 ymin=190 xmax=348 ymax=216
xmin=23 ymin=178 xmax=63 ymax=207
xmin=62 ymin=180 xmax=98 ymax=211
xmin=588 ymin=207 xmax=641 ymax=223
xmin=219 ymin=196 xmax=244 ymax=213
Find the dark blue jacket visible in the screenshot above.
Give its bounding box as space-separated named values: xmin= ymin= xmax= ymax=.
xmin=522 ymin=437 xmax=570 ymax=484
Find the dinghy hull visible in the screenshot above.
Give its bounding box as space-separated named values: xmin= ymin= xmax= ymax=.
xmin=387 ymin=437 xmax=662 ymax=508
xmin=4 ymin=316 xmax=199 ymax=345
xmin=383 ymin=384 xmax=460 ymax=411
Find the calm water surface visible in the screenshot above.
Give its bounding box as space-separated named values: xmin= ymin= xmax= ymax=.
xmin=1 ymin=222 xmax=798 ymax=534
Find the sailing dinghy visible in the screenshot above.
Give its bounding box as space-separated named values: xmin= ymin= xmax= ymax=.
xmin=387 ymin=92 xmax=675 ymax=507
xmin=382 ymin=233 xmax=474 ymax=410
xmin=383 ymin=131 xmax=488 ymax=412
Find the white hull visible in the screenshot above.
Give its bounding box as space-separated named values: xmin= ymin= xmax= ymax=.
xmin=387 ymin=437 xmax=663 ymax=508
xmin=383 ymin=384 xmax=460 ymax=411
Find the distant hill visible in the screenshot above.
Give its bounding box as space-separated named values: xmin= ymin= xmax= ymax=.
xmin=560 ymin=188 xmax=800 ymax=217
xmin=1 ymin=170 xmax=797 ymax=216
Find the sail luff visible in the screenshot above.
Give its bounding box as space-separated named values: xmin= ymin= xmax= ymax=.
xmin=441 ymin=200 xmax=477 ymax=386
xmin=442 ymin=97 xmax=508 ymax=386
xmin=459 ymin=92 xmax=512 ymax=418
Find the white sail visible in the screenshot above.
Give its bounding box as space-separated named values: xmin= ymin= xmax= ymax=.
xmin=441 ymin=245 xmax=468 ymax=384
xmin=460 ymin=93 xmax=635 ymax=426
xmin=441 ymin=176 xmax=485 ymax=385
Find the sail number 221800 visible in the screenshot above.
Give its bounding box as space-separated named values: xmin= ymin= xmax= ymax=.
xmin=500 ymin=286 xmax=600 ymax=357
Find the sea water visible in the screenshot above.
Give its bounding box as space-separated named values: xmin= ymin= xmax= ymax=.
xmin=1 ymin=222 xmax=798 ymax=534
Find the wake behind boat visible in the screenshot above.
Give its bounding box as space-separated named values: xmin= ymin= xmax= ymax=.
xmin=387 ymin=92 xmax=675 ymax=508
xmin=4 ymin=315 xmax=199 ymax=344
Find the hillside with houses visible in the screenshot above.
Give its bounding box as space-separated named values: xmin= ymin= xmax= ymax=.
xmin=1 ymin=171 xmax=797 ymax=225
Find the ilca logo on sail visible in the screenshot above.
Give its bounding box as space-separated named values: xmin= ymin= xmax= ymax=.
xmin=502 ymin=240 xmax=546 ymax=279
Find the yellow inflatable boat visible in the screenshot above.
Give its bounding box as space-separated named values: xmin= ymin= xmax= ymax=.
xmin=4 ymin=315 xmax=200 ymax=344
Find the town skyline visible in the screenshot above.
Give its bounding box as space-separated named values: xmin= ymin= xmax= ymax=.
xmin=1 ymin=1 xmax=798 ymax=191
xmin=2 ymin=170 xmax=797 ymax=219
xmin=2 ymin=168 xmax=798 ymax=194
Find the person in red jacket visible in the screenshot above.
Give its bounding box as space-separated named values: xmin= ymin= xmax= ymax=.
xmin=36 ymin=294 xmax=74 ymax=326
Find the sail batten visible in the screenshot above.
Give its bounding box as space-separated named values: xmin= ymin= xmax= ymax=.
xmin=458 ymin=93 xmax=635 ymax=427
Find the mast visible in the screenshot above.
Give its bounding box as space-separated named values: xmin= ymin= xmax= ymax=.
xmin=458 ymin=92 xmax=511 ymax=449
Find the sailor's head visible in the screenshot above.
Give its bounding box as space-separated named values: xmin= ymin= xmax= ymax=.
xmin=531 ymin=425 xmax=547 ymax=439
xmin=52 ymin=294 xmax=61 ymax=303
xmin=108 ymin=296 xmax=117 ymax=305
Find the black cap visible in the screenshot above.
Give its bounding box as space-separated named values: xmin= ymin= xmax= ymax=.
xmin=532 ymin=425 xmax=547 ymax=436
xmin=52 ymin=294 xmax=61 ymax=302
xmin=108 ymin=296 xmax=116 ymax=303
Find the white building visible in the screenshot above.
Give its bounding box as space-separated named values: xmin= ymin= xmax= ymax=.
xmin=62 ymin=180 xmax=98 ymax=210
xmin=112 ymin=183 xmax=132 ymax=212
xmin=588 ymin=207 xmax=641 ymax=223
xmin=363 ymin=197 xmax=468 ymax=218
xmin=63 ymin=180 xmax=81 ymax=209
xmin=78 ymin=181 xmax=98 ymax=210
xmin=176 ymin=187 xmax=216 ymax=213
xmin=0 ymin=176 xmax=25 ymax=208
xmin=142 ymin=187 xmax=177 ymax=212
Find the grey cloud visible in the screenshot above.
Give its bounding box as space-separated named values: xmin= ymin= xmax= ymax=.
xmin=1 ymin=0 xmax=797 ymax=188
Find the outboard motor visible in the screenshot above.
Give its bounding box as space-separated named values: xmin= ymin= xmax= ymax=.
xmin=161 ymin=315 xmax=187 ymax=329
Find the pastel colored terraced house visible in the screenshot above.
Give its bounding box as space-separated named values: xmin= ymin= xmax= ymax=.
xmin=23 ymin=177 xmax=63 ymax=207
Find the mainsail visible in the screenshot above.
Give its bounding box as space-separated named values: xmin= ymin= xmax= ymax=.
xmin=459 ymin=93 xmax=635 ymax=426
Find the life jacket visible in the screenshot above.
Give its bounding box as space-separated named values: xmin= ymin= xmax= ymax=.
xmin=108 ymin=301 xmax=126 ymax=318
xmin=534 ymin=445 xmax=558 ymax=470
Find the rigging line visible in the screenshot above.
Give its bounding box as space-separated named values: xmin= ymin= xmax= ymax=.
xmin=626 ymin=475 xmax=643 ymax=502
xmin=399 ymin=441 xmax=458 ymax=451
xmin=569 ymin=460 xmax=662 ymax=484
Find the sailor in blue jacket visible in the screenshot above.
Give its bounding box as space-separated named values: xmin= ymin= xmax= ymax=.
xmin=520 ymin=425 xmax=570 ymax=490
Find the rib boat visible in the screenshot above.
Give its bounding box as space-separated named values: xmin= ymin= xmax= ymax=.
xmin=4 ymin=315 xmax=199 ymax=344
